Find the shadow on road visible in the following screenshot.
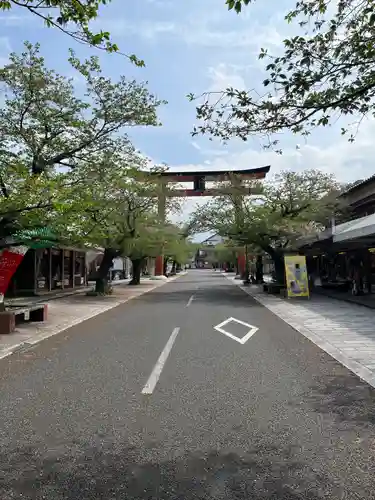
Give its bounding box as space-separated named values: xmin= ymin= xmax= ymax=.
xmin=138 ymin=286 xmax=259 ymax=308
xmin=306 ymin=371 xmax=375 ymax=428
xmin=0 ymin=442 xmax=334 ymax=499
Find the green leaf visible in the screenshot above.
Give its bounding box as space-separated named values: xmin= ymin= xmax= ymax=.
xmin=192 ymin=0 xmax=375 ymax=152
xmin=0 ymin=0 xmax=143 ymax=64
xmin=0 ymin=41 xmax=164 ymax=252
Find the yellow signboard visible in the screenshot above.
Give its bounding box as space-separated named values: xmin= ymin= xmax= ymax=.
xmin=284 ymin=255 xmax=309 ymax=298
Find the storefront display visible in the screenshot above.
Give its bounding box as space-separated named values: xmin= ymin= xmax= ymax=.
xmin=7 ymin=247 xmax=87 ymax=297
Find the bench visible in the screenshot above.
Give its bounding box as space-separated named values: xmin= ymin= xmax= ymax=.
xmin=321 ymin=281 xmax=351 ymax=292
xmin=0 ymin=304 xmax=48 ymax=335
xmin=263 ymin=283 xmax=285 ymax=294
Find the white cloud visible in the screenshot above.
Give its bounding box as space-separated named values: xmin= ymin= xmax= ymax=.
xmin=207 ymin=63 xmax=246 ymax=91
xmin=187 ymin=123 xmax=375 ymax=182
xmin=191 ymin=141 xmax=201 ymax=151
xmin=0 ymin=37 xmax=11 ymax=67
xmin=130 ymin=21 xmax=176 ymax=39
xmin=170 ymin=118 xmax=375 ymax=222
xmin=179 ymin=21 xmax=283 ymax=51
xmin=97 ymin=10 xmax=284 ymax=54
xmin=144 ymin=0 xmax=175 ymax=5
xmin=92 ymin=18 xmax=176 ymax=39
xmin=191 ymin=141 xmax=229 ymax=157
xmin=0 ymin=15 xmax=28 ymax=27
xmin=0 ymin=37 xmax=11 ymax=53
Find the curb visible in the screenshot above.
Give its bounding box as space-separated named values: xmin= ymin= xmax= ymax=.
xmin=0 ymin=271 xmax=188 ymax=361
xmin=6 ymin=278 xmax=143 ymax=307
xmin=224 ymin=274 xmax=375 ymax=390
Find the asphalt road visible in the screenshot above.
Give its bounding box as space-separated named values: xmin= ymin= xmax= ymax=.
xmin=0 ymin=270 xmax=375 ymax=499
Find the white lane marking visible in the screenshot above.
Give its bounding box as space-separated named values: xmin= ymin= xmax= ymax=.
xmin=186 ymin=295 xmax=194 ymax=307
xmin=141 ymin=327 xmax=181 ymax=394
xmin=214 ymin=317 xmax=258 ymax=345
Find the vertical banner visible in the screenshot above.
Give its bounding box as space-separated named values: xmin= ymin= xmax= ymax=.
xmin=0 ymin=246 xmax=28 ymax=302
xmin=154 ymin=255 xmax=164 ymax=276
xmin=237 ymin=253 xmax=246 ymax=276
xmin=284 ymin=255 xmax=309 ymax=298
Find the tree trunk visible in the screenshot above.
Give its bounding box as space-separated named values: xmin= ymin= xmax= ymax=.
xmin=129 ymin=258 xmax=143 ymax=285
xmin=255 ymin=255 xmax=264 ymax=283
xmin=170 ymin=261 xmax=177 ymax=275
xmin=95 ymin=248 xmax=117 ymax=293
xmin=272 ymin=253 xmax=285 ymax=284
xmin=264 ymin=247 xmax=285 ymax=284
xmin=243 ymin=258 xmax=250 ymax=283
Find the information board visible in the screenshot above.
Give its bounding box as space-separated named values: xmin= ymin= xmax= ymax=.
xmin=284 ymin=255 xmax=309 ymax=298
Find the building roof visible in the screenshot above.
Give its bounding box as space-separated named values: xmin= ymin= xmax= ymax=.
xmin=339 ymin=175 xmax=375 ymax=197
xmin=333 ymin=212 xmax=375 ymax=243
xmin=202 ymin=233 xmax=224 ymax=245
xmin=297 ymin=213 xmax=375 ymax=248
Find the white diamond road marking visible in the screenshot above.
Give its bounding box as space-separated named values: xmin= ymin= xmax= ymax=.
xmin=214 ymin=317 xmax=258 ymax=344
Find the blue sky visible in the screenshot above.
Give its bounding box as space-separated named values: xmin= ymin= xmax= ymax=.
xmin=0 ymin=0 xmax=374 ymax=234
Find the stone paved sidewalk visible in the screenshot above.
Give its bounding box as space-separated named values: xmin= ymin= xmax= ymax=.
xmin=0 ymin=274 xmax=184 ymax=361
xmin=226 ymin=274 xmax=375 ymax=389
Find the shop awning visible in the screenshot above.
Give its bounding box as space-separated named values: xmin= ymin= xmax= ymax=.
xmin=333 ymin=213 xmax=375 ymax=243
xmin=296 ymin=227 xmax=333 ymax=249
xmin=0 ymin=227 xmax=60 ymax=250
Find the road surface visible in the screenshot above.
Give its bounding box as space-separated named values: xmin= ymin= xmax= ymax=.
xmin=0 ymin=270 xmax=375 ymax=499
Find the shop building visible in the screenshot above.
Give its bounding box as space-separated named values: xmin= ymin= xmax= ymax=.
xmin=299 ymin=176 xmax=375 ymax=296
xmin=6 ymin=247 xmax=87 ymax=297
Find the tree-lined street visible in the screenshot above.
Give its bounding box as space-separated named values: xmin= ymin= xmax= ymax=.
xmin=0 ymin=270 xmax=375 ymax=499
xmin=0 ymin=0 xmax=375 ymax=498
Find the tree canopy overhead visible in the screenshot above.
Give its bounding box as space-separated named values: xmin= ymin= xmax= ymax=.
xmin=0 ymin=42 xmax=164 ymax=176
xmin=191 ymin=0 xmax=375 ymax=150
xmin=0 ymin=38 xmax=177 ymax=292
xmin=0 ymin=0 xmax=144 ymax=65
xmin=0 ymin=41 xmax=166 ymax=270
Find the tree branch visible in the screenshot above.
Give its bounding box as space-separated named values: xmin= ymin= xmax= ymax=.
xmin=0 ymin=202 xmax=53 ymax=218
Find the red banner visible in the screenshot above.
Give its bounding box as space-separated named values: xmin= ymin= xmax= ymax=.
xmin=237 ymin=253 xmax=246 ymax=275
xmin=0 ymin=246 xmax=28 ymax=297
xmin=155 ymin=255 xmax=164 ymax=276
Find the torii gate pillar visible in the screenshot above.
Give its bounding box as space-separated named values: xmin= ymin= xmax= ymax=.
xmin=154 ymin=186 xmax=166 ymax=276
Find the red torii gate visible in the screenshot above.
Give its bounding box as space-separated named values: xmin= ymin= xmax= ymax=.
xmin=147 ymin=165 xmax=271 ymax=276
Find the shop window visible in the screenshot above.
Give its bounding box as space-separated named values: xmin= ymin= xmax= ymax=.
xmin=36 ymin=249 xmax=50 ymax=290
xmin=74 ymin=252 xmax=86 ymax=286
xmin=51 ymin=249 xmax=63 ymax=289
xmin=63 ymin=250 xmax=73 ymax=287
